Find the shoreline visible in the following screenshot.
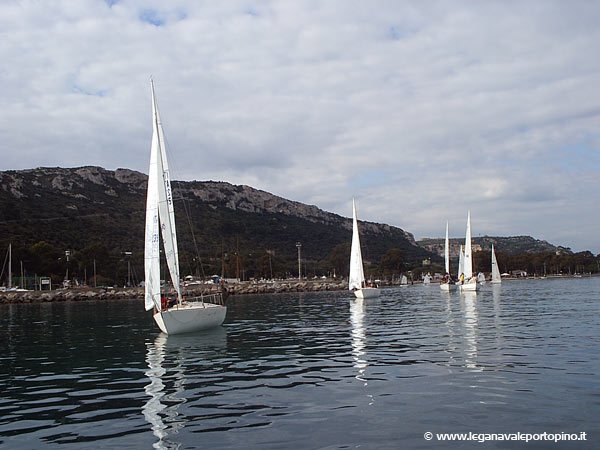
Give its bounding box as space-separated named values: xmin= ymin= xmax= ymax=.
xmin=0 ymin=279 xmax=348 ymax=304
xmin=0 ymin=274 xmax=596 ymax=304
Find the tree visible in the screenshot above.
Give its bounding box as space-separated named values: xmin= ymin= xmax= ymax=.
xmin=329 ymin=243 xmax=350 ymax=278
xmin=380 ymin=248 xmax=405 ymax=278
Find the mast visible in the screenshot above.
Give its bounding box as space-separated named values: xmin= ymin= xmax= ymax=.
xmin=151 ymin=80 xmax=182 ymax=304
xmin=458 ymin=245 xmax=464 ymax=279
xmin=8 ymin=243 xmax=11 ymax=290
xmin=444 ymin=221 xmax=450 ymax=275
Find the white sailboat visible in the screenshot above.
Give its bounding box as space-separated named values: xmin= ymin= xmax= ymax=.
xmin=349 ymin=199 xmax=380 ymax=299
xmin=459 ymin=211 xmax=478 ymax=291
xmin=440 ymin=221 xmax=456 ymax=291
xmin=400 ymin=274 xmax=408 ymax=285
xmin=477 ymin=272 xmax=486 ymax=284
xmin=423 ymin=273 xmax=431 ymax=284
xmin=145 ymin=80 xmax=227 ymax=335
xmin=491 ymin=244 xmax=501 ymax=284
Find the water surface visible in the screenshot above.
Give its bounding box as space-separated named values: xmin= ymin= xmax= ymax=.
xmin=1 ymin=277 xmax=599 ymax=448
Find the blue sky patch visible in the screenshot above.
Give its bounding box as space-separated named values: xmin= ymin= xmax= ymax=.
xmin=140 ymin=9 xmax=165 ymax=27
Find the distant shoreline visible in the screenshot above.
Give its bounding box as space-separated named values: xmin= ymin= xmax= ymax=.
xmin=0 ymin=275 xmax=596 ymax=304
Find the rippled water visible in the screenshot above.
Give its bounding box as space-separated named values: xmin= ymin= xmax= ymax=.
xmin=1 ymin=277 xmax=599 ymax=448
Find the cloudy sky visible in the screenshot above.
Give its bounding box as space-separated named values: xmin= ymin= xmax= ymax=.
xmin=2 ymin=0 xmax=599 ymax=253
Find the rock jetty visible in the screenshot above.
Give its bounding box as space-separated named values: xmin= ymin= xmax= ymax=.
xmin=0 ymin=280 xmax=348 ymax=304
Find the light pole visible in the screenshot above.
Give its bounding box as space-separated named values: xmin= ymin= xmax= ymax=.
xmin=296 ymin=242 xmax=302 ymax=280
xmin=124 ymin=251 xmax=132 ymax=287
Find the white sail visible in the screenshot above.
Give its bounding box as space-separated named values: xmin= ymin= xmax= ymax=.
xmin=349 ymin=199 xmax=365 ymax=291
xmin=400 ymin=274 xmax=408 ymax=285
xmin=144 ymin=87 xmax=161 ymax=311
xmin=463 ymin=211 xmax=473 ymax=279
xmin=151 ymin=81 xmax=182 ymax=303
xmin=458 ymin=245 xmax=464 ymax=279
xmin=144 ymin=80 xmax=227 ymax=334
xmin=444 ymin=221 xmax=450 ymax=275
xmin=491 ymin=244 xmax=501 ymax=283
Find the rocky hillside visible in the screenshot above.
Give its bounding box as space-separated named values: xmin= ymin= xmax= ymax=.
xmin=418 ymin=235 xmax=572 ymax=258
xmin=0 ymin=166 xmax=433 ymax=269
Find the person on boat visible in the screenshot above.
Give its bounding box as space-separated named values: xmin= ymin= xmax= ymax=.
xmin=460 ymin=273 xmax=465 ymax=283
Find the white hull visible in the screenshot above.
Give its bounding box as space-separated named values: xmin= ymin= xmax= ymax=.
xmin=153 ymin=303 xmax=226 ymax=335
xmin=490 ymin=280 xmax=501 ymax=284
xmin=353 ymin=287 xmax=380 ymax=299
xmin=440 ymin=282 xmax=457 ymax=292
xmin=459 ymin=278 xmax=478 ymax=291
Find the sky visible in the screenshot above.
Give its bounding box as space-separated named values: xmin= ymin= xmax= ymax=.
xmin=1 ymin=0 xmax=599 ymax=253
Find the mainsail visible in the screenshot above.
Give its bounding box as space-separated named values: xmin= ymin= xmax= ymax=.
xmin=491 ymin=244 xmax=501 ymax=283
xmin=458 ymin=245 xmax=464 ymax=279
xmin=348 ymin=199 xmax=365 ymax=291
xmin=463 ymin=211 xmax=473 ymax=279
xmin=144 ymin=80 xmax=182 ymax=311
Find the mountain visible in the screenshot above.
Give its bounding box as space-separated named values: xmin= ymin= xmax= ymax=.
xmin=0 ymin=166 xmax=435 ymax=280
xmin=418 ymin=235 xmax=572 ymax=258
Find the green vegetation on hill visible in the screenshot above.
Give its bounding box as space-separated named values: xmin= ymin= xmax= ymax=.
xmin=0 ymin=167 xmax=435 ymax=287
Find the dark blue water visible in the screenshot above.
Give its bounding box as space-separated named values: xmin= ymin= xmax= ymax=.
xmin=1 ymin=278 xmax=599 ymax=449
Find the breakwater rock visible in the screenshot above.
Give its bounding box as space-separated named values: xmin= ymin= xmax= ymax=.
xmin=0 ymin=280 xmax=348 ymax=304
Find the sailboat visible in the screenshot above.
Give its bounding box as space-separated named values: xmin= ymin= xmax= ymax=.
xmin=348 ymin=199 xmax=380 ymax=299
xmin=490 ymin=244 xmax=501 ymax=284
xmin=440 ymin=221 xmax=456 ymax=291
xmin=458 ymin=211 xmax=478 ymax=291
xmin=145 ymin=80 xmax=227 ymax=335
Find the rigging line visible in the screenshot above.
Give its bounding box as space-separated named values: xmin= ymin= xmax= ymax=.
xmin=158 ymin=109 xmax=208 ymax=280
xmin=0 ymin=245 xmax=8 ymax=284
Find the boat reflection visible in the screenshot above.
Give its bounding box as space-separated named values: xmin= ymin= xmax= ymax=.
xmin=461 ymin=291 xmax=481 ymax=371
xmin=143 ymin=329 xmax=227 ymax=449
xmin=350 ymin=298 xmax=367 ymax=384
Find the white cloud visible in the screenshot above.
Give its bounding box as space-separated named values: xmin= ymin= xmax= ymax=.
xmin=1 ymin=0 xmax=599 ymax=253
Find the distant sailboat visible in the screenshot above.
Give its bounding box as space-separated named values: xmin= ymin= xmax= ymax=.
xmin=491 ymin=244 xmax=501 ymax=284
xmin=459 ymin=211 xmax=478 ymax=291
xmin=440 ymin=221 xmax=456 ymax=291
xmin=423 ymin=273 xmax=431 ymax=284
xmin=477 ymin=272 xmax=486 ymax=284
xmin=400 ymin=274 xmax=408 ymax=285
xmin=145 ymin=80 xmax=227 ymax=334
xmin=348 ymin=199 xmax=380 ymax=299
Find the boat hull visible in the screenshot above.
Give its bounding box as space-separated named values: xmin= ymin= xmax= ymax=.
xmin=353 ymin=288 xmax=380 ymax=299
xmin=154 ymin=303 xmax=227 ymax=335
xmin=459 ymin=278 xmax=478 ymax=291
xmin=440 ymin=282 xmax=457 ymax=292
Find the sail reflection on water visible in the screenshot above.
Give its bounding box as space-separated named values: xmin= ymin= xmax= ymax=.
xmin=143 ymin=330 xmax=227 ymax=449
xmin=461 ymin=291 xmax=481 ymax=371
xmin=350 ymin=298 xmax=367 ymax=384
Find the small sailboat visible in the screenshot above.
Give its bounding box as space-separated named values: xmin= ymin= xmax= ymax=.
xmin=477 ymin=272 xmax=486 ymax=284
xmin=459 ymin=211 xmax=478 ymax=291
xmin=400 ymin=274 xmax=408 ymax=285
xmin=423 ymin=273 xmax=431 ymax=284
xmin=440 ymin=221 xmax=456 ymax=291
xmin=348 ymin=199 xmax=380 ymax=299
xmin=144 ymin=80 xmax=226 ymax=334
xmin=491 ymin=244 xmax=501 ymax=284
